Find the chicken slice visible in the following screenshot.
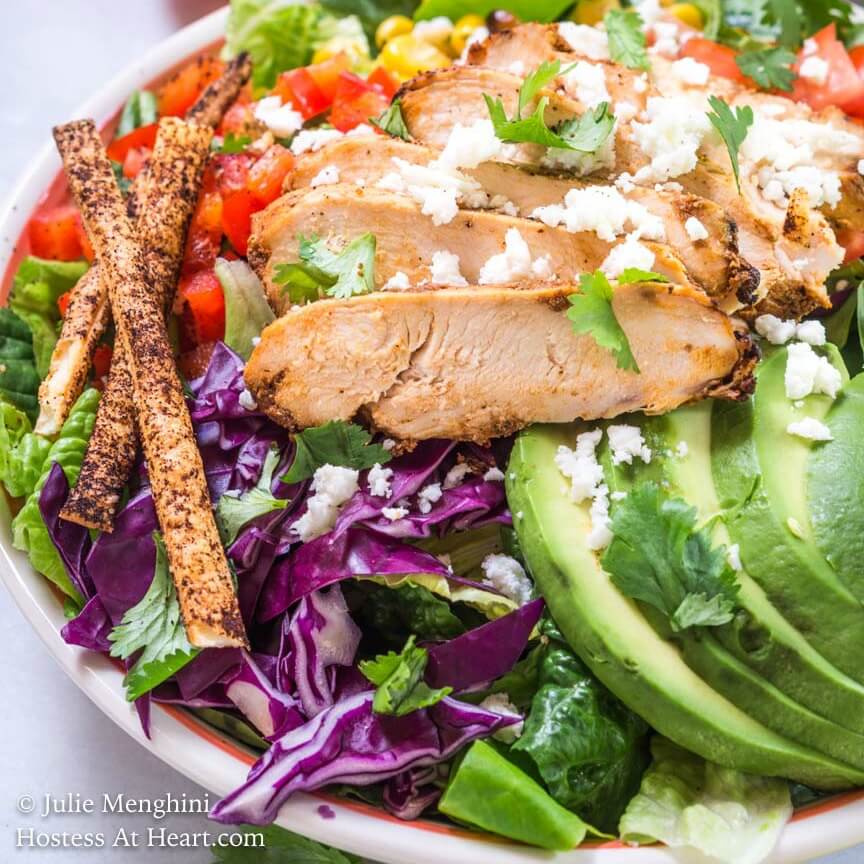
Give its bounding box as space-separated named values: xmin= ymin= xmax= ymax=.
xmin=244 ymin=281 xmax=756 ymax=442
xmin=288 ymin=134 xmax=757 ymax=306
xmin=249 ymin=184 xmax=699 ymax=313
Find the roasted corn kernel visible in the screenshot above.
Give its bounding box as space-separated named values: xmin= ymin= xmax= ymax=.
xmin=375 ymin=14 xmax=413 ymax=49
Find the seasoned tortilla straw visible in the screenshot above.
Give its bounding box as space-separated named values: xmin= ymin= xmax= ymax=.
xmin=35 ymin=53 xmax=251 ymax=441
xmin=53 ymin=119 xmax=247 ymax=649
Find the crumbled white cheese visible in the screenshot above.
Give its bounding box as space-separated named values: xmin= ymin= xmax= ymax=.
xmin=479 ymin=228 xmax=552 ymax=284
xmin=784 ymin=342 xmax=842 ymax=400
xmin=684 ymin=216 xmax=709 ymax=242
xmin=238 ymin=388 xmax=258 ymax=411
xmin=417 ymin=482 xmax=443 ymax=514
xmin=755 ymin=314 xmax=797 ymax=345
xmin=251 ymin=336 xmax=261 ymax=348
xmin=670 ymin=57 xmax=710 ymax=87
xmin=795 ymin=320 xmax=826 ymax=346
xmin=290 ymin=128 xmax=344 ymax=155
xmin=292 ymin=465 xmax=360 ymax=541
xmin=615 ymin=101 xmax=639 ymax=123
xmin=726 ymin=543 xmax=742 ymax=572
xmin=383 ymin=271 xmax=410 ymax=291
xmin=652 ymin=20 xmax=683 ymax=57
xmin=382 ymin=506 xmax=409 ymax=521
xmin=367 ymin=463 xmax=394 ymax=498
xmin=382 ymin=438 xmax=396 ymax=451
xmin=484 ymin=467 xmax=505 ymax=482
xmin=607 ymin=424 xmax=652 ymax=466
xmin=557 ymin=22 xmax=610 ymax=60
xmin=254 ymin=96 xmax=304 ymax=137
xmin=561 ymin=61 xmax=610 ymax=108
xmin=787 ymin=417 xmax=833 ymax=441
xmin=531 ymin=255 xmax=554 ymax=279
xmin=309 ymin=165 xmax=340 ymax=187
xmin=531 ymin=185 xmax=665 ymax=243
xmin=443 ymin=463 xmax=472 ymax=489
xmin=676 ymin=440 xmax=689 ymax=458
xmin=506 ymin=60 xmax=526 ymax=76
xmin=601 ymin=234 xmax=656 ymax=277
xmin=632 ymin=97 xmax=711 ymax=183
xmin=633 ymin=73 xmax=649 ymax=94
xmin=430 ymin=250 xmax=468 ymax=286
xmin=542 ymin=128 xmax=617 ymax=176
xmin=479 ymin=693 xmax=523 ymax=743
xmin=799 ymin=55 xmax=829 ymax=86
xmin=587 ymin=486 xmax=613 ymax=550
xmin=481 ymin=554 xmax=533 ymax=605
xmin=436 ymin=119 xmax=503 ymax=170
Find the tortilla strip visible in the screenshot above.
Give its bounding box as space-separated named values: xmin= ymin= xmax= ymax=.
xmin=54 ymin=119 xmax=246 ymax=649
xmin=35 ymin=52 xmax=251 ymax=438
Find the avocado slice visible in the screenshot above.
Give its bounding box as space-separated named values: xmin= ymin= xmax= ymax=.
xmin=601 ymin=404 xmax=864 ymax=767
xmin=712 ymin=346 xmax=864 ymax=684
xmin=808 ymin=373 xmax=864 ymax=603
xmin=507 ymin=424 xmax=864 ymax=789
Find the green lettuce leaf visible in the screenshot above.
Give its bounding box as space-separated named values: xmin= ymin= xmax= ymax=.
xmin=211 ymin=824 xmax=361 ymax=863
xmin=216 ymin=447 xmax=287 ymax=545
xmin=0 ymin=399 xmax=51 ymax=499
xmin=359 ymin=634 xmax=452 ymax=716
xmin=619 ymin=737 xmax=792 ymax=864
xmin=601 ymin=481 xmax=740 ymax=632
xmin=116 ymin=90 xmax=158 ymax=137
xmin=215 ymin=257 xmax=275 ymax=360
xmin=512 ymin=619 xmax=649 ymax=832
xmin=9 ymin=256 xmax=89 ymax=378
xmin=0 ymin=308 xmax=41 ymax=421
xmin=414 ymin=0 xmax=572 ymax=24
xmin=282 ymin=419 xmax=391 ymax=483
xmin=109 ymin=533 xmax=199 ymax=701
xmin=11 ymin=388 xmax=100 ymax=602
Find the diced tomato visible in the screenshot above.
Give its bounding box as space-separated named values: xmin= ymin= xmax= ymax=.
xmin=28 ymin=206 xmax=87 ymax=261
xmin=247 ymin=144 xmax=295 ymax=206
xmin=177 ymin=270 xmax=225 ymax=345
xmin=837 ymin=44 xmax=864 ymax=117
xmin=221 ymin=189 xmax=255 ymax=255
xmin=214 ymin=152 xmax=253 ymax=195
xmin=177 ymin=341 xmax=217 ymax=380
xmin=836 ymin=228 xmax=864 ymax=264
xmin=74 ymin=216 xmax=94 ymax=262
xmin=792 ymin=25 xmax=864 ymax=112
xmin=158 ymin=55 xmax=225 ymax=118
xmin=106 ymin=123 xmax=158 ymax=163
xmin=57 ymin=291 xmax=72 ymax=318
xmin=679 ymin=38 xmax=745 ymax=82
xmin=273 ymin=67 xmax=331 ymax=119
xmin=122 ymin=146 xmax=151 ymax=180
xmin=307 ymin=53 xmax=352 ymax=101
xmin=91 ymin=345 xmax=113 ymax=383
xmin=182 ymin=192 xmax=223 ymax=276
xmin=330 ymin=72 xmax=390 ymax=132
xmin=219 ymin=100 xmax=256 ymax=136
xmin=367 ymin=66 xmax=399 ymax=101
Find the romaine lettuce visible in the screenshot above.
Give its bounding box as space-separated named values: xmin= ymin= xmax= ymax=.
xmin=0 ymin=399 xmax=51 ymax=499
xmin=215 ymin=258 xmax=275 ymax=361
xmin=0 ymin=308 xmax=41 ymax=420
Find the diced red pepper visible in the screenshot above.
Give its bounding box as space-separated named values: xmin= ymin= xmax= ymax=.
xmin=214 ymin=152 xmax=253 ymax=195
xmin=330 ymin=72 xmax=390 ymax=132
xmin=182 ymin=192 xmax=223 ymax=277
xmin=679 ymin=38 xmax=745 ymax=82
xmin=177 ymin=341 xmax=217 ymax=380
xmin=28 ymin=206 xmax=87 ymax=261
xmin=273 ymin=67 xmax=331 ymax=119
xmin=177 ymin=270 xmax=225 ymax=345
xmin=221 ymin=188 xmax=255 ymax=255
xmin=57 ymin=291 xmax=72 ymax=318
xmin=122 ymin=146 xmax=151 ymax=180
xmin=158 ymin=55 xmax=225 ymax=118
xmin=307 ymin=53 xmax=352 ymax=101
xmin=367 ymin=66 xmax=399 ymax=101
xmin=247 ymin=144 xmax=295 ymax=206
xmin=837 ymin=228 xmax=864 ymax=264
xmin=106 ymin=123 xmax=158 ymax=163
xmin=91 ymin=345 xmax=113 ymax=383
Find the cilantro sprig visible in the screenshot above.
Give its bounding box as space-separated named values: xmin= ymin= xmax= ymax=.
xmin=604 ymin=9 xmax=650 ymax=71
xmin=567 ymin=270 xmax=640 ymax=373
xmin=371 ymin=99 xmax=410 ymax=141
xmin=484 ymin=60 xmax=615 ymax=153
xmin=359 ymin=635 xmax=452 ymax=717
xmin=602 ymin=482 xmax=740 ymax=632
xmin=274 ymin=233 xmax=376 ymax=304
xmin=735 ymin=47 xmax=796 ymax=91
xmin=706 ymin=96 xmax=753 ymax=194
xmin=108 ymin=534 xmax=199 ymax=701
xmin=282 ymin=419 xmax=392 ymax=484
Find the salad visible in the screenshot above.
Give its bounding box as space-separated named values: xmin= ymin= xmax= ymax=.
xmin=3 ymin=0 xmax=864 ymax=859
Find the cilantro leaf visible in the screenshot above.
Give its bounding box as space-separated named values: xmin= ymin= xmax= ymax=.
xmin=517 ymin=59 xmax=569 ymax=115
xmin=282 ymin=419 xmax=391 ymax=484
xmin=706 ymin=95 xmax=753 ymax=194
xmin=604 ymin=9 xmax=650 ymax=71
xmin=108 ymin=534 xmax=199 ymax=701
xmin=274 ymin=233 xmax=376 ymax=302
xmin=371 ymin=99 xmax=410 ymax=141
xmin=216 ymin=448 xmax=288 ymax=545
xmin=215 ymin=132 xmax=253 ymax=153
xmin=359 ymin=635 xmax=452 ymax=717
xmin=601 ymin=482 xmax=740 ymax=633
xmin=567 ymin=271 xmax=640 ymax=373
xmin=555 ymin=102 xmax=616 ymax=152
xmin=735 ymin=47 xmax=796 ymax=91
xmin=210 ymin=824 xmax=361 ymax=863
xmin=617 ymin=268 xmax=670 ymax=284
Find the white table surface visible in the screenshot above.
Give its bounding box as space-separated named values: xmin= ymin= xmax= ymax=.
xmin=0 ymin=3 xmax=860 ymax=862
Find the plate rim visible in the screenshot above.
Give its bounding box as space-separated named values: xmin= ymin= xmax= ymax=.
xmin=0 ymin=6 xmax=863 ymax=863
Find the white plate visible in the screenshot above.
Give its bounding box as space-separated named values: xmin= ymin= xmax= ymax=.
xmin=1 ymin=6 xmax=863 ymax=862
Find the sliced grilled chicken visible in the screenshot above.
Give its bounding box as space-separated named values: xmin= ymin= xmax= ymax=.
xmin=244 ymin=281 xmax=756 ymax=442
xmin=249 ymin=184 xmax=697 ymax=314
xmin=288 ymin=135 xmax=757 ymax=306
